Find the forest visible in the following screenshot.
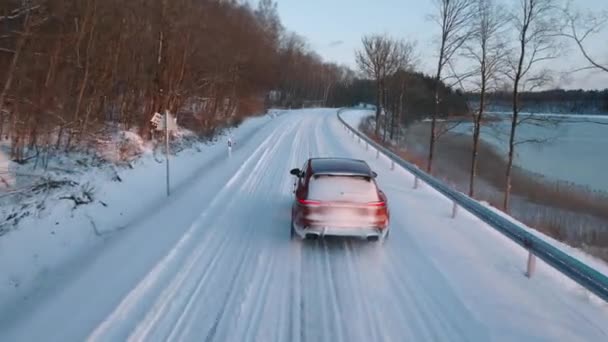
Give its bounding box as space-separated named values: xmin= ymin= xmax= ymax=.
xmin=0 ymin=0 xmax=355 ymax=163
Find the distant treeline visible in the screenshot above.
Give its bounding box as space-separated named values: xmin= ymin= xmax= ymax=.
xmin=327 ymin=71 xmax=470 ymax=124
xmin=467 ymin=89 xmax=608 ymax=114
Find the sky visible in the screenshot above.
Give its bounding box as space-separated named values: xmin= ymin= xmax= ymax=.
xmin=276 ymin=0 xmax=608 ymax=90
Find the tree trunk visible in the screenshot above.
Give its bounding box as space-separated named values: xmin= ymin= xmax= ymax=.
xmin=0 ymin=12 xmax=31 ymax=136
xmin=151 ymin=0 xmax=168 ymax=135
xmin=375 ymin=79 xmax=382 ymax=137
xmin=383 ymin=85 xmax=390 ymax=142
xmin=65 ymin=129 xmax=73 ymax=153
xmin=469 ymin=97 xmax=483 ymax=197
xmin=397 ymin=80 xmax=405 ymax=143
xmin=428 ymin=29 xmax=447 ymax=174
xmin=505 ymin=88 xmax=519 ymax=213
xmin=323 ymin=82 xmax=331 ymax=106
xmin=428 ymin=84 xmax=439 ymax=173
xmin=470 ymin=62 xmax=487 ymax=197
xmin=505 ymin=26 xmax=528 ymax=213
xmin=390 ymin=101 xmax=396 ymax=140
xmin=74 ymin=0 xmax=97 ymax=141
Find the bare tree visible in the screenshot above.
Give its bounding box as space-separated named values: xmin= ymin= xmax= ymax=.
xmin=355 ymin=34 xmax=406 ymax=138
xmin=503 ymin=0 xmax=558 ymax=212
xmin=428 ymin=0 xmax=475 ymax=173
xmin=559 ymin=5 xmax=608 ymax=73
xmin=384 ymin=41 xmax=418 ymax=142
xmin=463 ymin=0 xmax=507 ymax=197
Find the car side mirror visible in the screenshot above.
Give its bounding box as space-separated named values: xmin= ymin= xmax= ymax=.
xmin=290 ymin=168 xmax=301 ymax=177
xmin=372 ymin=171 xmax=378 ymax=178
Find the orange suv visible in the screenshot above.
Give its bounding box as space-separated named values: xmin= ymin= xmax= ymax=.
xmin=290 ymin=158 xmax=390 ymax=242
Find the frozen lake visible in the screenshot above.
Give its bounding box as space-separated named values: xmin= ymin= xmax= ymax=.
xmin=458 ymin=113 xmax=608 ymax=193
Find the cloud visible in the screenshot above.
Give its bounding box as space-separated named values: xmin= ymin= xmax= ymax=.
xmin=328 ymin=40 xmax=344 ymax=47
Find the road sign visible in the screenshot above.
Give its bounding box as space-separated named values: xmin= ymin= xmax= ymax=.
xmin=152 ymin=112 xmax=178 ymax=131
xmin=150 ymin=112 xmax=163 ymax=127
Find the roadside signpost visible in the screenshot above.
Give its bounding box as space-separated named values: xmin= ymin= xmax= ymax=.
xmin=151 ymin=111 xmax=177 ymax=196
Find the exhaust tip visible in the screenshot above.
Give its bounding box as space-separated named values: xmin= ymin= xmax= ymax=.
xmin=305 ymin=234 xmax=319 ymax=240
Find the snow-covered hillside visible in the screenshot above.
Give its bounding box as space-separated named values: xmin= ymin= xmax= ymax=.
xmin=0 ymin=112 xmax=277 ymax=311
xmin=0 ymin=108 xmax=606 ymax=342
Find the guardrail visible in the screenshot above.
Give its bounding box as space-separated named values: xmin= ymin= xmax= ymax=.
xmin=337 ymin=107 xmax=608 ymax=303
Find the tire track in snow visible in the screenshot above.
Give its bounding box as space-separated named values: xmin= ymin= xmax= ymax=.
xmin=235 ymin=118 xmax=309 ymax=342
xmin=383 ymin=247 xmax=467 ymax=341
xmin=328 ymin=111 xmax=485 ymax=341
xmin=251 ymin=116 xmax=310 ymax=342
xmin=87 ymin=121 xmax=291 ymax=342
xmin=319 ymin=114 xmax=402 ymax=341
xmin=378 ymin=202 xmax=487 ymax=342
xmin=281 ymin=117 xmax=320 ymax=342
xmin=286 ymin=249 xmax=302 ymax=342
xmin=346 ymin=244 xmax=386 ymax=342
xmin=164 ymin=119 xmax=302 ymax=342
xmin=199 ymin=121 xmax=300 ymax=342
xmin=172 ymin=206 xmax=264 ymax=342
xmin=297 ymin=117 xmax=339 ymax=342
xmin=235 ymin=251 xmax=277 ymax=342
xmin=340 ymin=242 xmax=382 ymax=342
xmin=145 ymin=190 xmax=273 ymax=340
xmin=324 ymin=112 xmax=458 ymax=341
xmin=302 ymin=242 xmax=328 ymax=342
xmin=319 ymin=113 xmax=453 ymax=341
xmin=321 ymin=243 xmax=347 ymax=342
xmin=227 ymin=146 xmax=289 ymax=342
xmin=328 ymin=113 xmax=487 ymax=340
xmin=200 ymin=233 xmax=258 ymax=342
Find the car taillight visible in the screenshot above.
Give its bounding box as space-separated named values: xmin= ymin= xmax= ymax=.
xmin=367 ymin=201 xmax=386 ymax=207
xmin=297 ymin=198 xmax=321 ymax=205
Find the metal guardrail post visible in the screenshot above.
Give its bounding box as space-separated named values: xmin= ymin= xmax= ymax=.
xmin=391 ymin=160 xmax=395 ymax=170
xmin=526 ymin=252 xmax=537 ymax=278
xmin=413 ymin=176 xmax=419 ymax=189
xmin=376 ymin=149 xmax=380 ymax=159
xmin=452 ymin=201 xmax=459 ymax=219
xmin=524 ymin=239 xmax=536 ymax=278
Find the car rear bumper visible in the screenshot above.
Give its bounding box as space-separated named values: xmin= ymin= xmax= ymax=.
xmin=293 ymin=222 xmax=387 ymax=240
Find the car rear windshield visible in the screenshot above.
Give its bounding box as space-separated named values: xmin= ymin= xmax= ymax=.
xmin=308 ymin=175 xmax=380 ymax=203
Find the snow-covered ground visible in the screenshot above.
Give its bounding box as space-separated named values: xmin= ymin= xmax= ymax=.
xmin=0 ymin=112 xmax=276 ymax=312
xmin=1 ymin=108 xmax=607 ymax=342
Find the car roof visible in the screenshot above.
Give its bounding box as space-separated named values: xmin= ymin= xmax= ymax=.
xmin=309 ymin=158 xmax=373 ymax=177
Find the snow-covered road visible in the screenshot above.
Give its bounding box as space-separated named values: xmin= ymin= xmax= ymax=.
xmin=1 ymin=109 xmax=607 ymax=342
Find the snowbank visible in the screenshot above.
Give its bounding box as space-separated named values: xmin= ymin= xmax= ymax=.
xmin=0 ymin=112 xmax=274 ymax=310
xmin=478 ymin=200 xmax=608 ymax=277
